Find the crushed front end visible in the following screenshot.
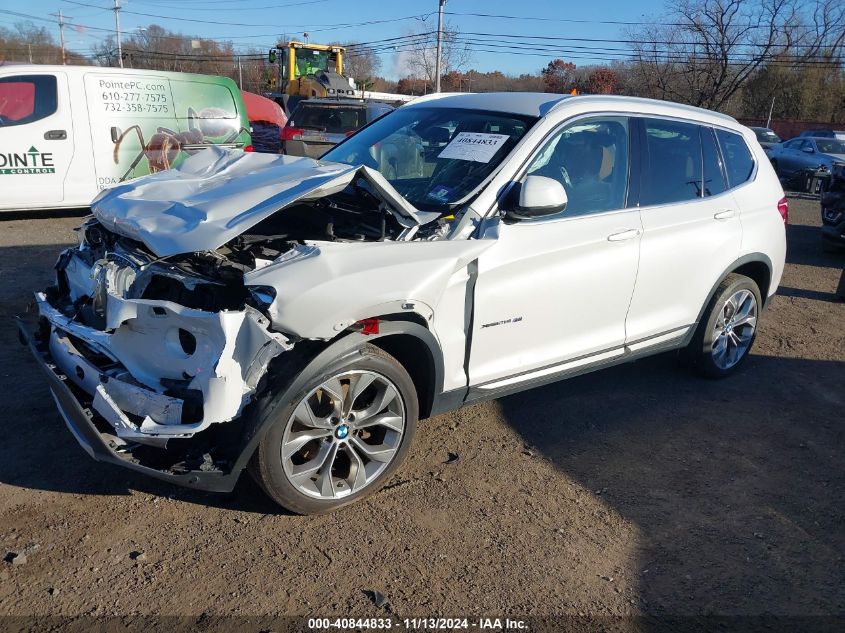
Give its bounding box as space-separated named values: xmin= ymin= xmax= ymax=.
xmin=20 ymin=217 xmax=293 ymax=490
xmin=20 ymin=150 xmax=457 ymax=490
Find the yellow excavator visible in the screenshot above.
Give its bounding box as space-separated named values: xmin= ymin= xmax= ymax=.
xmin=267 ymin=41 xmax=356 ymax=115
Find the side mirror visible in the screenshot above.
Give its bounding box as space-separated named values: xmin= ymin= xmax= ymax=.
xmin=803 ymin=146 xmax=815 ymax=153
xmin=505 ymin=175 xmax=568 ymax=221
xmin=110 ymin=126 xmax=121 ymax=143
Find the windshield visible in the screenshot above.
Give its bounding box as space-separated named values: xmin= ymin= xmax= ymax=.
xmin=322 ymin=106 xmax=536 ymax=210
xmin=295 ymin=49 xmax=331 ymax=77
xmin=816 ymin=139 xmax=845 ymax=154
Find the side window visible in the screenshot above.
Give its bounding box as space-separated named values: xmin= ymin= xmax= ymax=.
xmin=526 ymin=116 xmax=629 ymax=216
xmin=701 ymin=126 xmax=727 ymax=197
xmin=641 ymin=118 xmax=702 ymax=205
xmin=0 ymin=75 xmax=57 ymax=127
xmin=716 ymin=129 xmax=754 ymax=188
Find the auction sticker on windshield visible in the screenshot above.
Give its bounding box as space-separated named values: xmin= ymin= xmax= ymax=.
xmin=438 ymin=132 xmax=509 ymax=163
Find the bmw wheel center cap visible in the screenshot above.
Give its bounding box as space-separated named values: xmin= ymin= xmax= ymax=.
xmin=335 ymin=423 xmax=350 ymax=440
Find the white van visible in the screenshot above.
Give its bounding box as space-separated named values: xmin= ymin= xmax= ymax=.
xmin=0 ymin=65 xmax=251 ymax=211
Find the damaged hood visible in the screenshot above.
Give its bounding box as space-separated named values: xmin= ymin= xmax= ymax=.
xmin=92 ymin=147 xmax=437 ymax=257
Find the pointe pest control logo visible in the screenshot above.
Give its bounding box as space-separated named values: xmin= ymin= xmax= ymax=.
xmin=0 ymin=146 xmax=55 ymax=175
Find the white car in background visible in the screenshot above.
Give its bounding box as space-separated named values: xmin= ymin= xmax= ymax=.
xmin=21 ymin=92 xmax=787 ymax=514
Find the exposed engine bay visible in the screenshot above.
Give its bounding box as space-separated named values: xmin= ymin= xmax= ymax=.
xmin=32 ymin=151 xmax=454 ymax=471
xmin=25 ymin=149 xmax=486 ymax=483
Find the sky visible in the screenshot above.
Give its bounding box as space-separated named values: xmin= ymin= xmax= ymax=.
xmin=2 ymin=0 xmax=668 ymax=78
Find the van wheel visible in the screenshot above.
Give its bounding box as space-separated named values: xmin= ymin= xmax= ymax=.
xmin=250 ymin=344 xmax=418 ymax=514
xmin=685 ymin=274 xmax=761 ymax=379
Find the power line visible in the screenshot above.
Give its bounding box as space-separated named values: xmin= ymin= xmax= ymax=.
xmin=126 ymin=0 xmax=338 ymax=12
xmin=444 ymin=10 xmax=833 ymax=30
xmin=61 ymin=1 xmax=431 ymax=30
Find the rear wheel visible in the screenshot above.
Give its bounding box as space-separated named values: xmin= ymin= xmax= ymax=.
xmin=250 ymin=344 xmax=418 ymax=514
xmin=685 ymin=274 xmax=761 ymax=378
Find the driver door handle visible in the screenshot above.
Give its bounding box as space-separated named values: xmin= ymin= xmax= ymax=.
xmin=714 ymin=210 xmax=736 ymax=220
xmin=44 ymin=129 xmax=67 ymax=140
xmin=607 ymin=229 xmax=641 ymax=242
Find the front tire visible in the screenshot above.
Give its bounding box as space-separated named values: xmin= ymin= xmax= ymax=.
xmin=250 ymin=344 xmax=418 ymax=514
xmin=685 ymin=274 xmax=762 ymax=378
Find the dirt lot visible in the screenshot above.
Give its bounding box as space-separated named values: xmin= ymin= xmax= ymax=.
xmin=0 ymin=199 xmax=842 ymax=625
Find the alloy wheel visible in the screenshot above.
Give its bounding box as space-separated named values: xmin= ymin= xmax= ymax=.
xmin=280 ymin=370 xmax=406 ymax=500
xmin=711 ymin=288 xmax=758 ymax=370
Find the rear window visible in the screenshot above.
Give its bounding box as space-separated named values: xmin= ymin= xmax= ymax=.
xmin=169 ymin=79 xmax=242 ymax=141
xmin=0 ymin=75 xmax=57 ymax=126
xmin=641 ymin=118 xmax=703 ymax=205
xmin=816 ymin=139 xmax=845 ymax=154
xmin=716 ymin=129 xmax=755 ymax=188
xmin=291 ymin=104 xmax=364 ymax=134
xmin=754 ymin=129 xmax=779 ymax=142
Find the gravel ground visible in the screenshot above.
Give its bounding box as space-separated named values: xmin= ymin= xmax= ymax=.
xmin=0 ymin=199 xmax=842 ymax=623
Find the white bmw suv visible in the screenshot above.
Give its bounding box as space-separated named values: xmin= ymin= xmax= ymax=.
xmin=21 ymin=93 xmax=787 ymax=513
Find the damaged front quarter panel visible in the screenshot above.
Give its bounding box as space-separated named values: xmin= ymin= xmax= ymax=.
xmin=246 ymin=239 xmax=493 ymax=340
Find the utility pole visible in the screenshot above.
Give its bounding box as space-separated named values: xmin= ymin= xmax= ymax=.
xmin=50 ymin=11 xmax=68 ymax=65
xmin=237 ymin=55 xmax=243 ymax=89
xmin=434 ymin=0 xmax=445 ymax=92
xmin=766 ymin=96 xmax=775 ymax=129
xmin=113 ymin=0 xmax=123 ymax=68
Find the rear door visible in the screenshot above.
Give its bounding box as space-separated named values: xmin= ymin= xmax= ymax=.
xmin=624 ymin=118 xmax=741 ymax=345
xmin=0 ymin=72 xmax=74 ymax=209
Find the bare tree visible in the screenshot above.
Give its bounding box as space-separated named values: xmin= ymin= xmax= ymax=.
xmin=402 ymin=17 xmax=472 ymax=85
xmin=629 ymin=0 xmax=845 ymax=111
xmin=95 ymin=24 xmax=237 ymax=77
xmin=0 ymin=21 xmax=88 ymax=65
xmin=342 ymin=42 xmax=382 ymax=88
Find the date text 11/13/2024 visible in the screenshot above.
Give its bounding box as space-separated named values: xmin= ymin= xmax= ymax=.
xmin=307 ymin=617 xmax=529 ymax=630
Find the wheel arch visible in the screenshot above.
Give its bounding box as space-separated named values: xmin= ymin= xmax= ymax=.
xmin=731 ymin=258 xmax=772 ymax=304
xmin=689 ymin=253 xmax=773 ymax=343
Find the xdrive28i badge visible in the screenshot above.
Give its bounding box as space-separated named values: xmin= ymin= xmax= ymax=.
xmin=0 ymin=147 xmax=55 ymax=175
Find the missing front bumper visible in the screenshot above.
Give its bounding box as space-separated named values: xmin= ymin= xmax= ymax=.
xmin=17 ymin=319 xmax=247 ymax=493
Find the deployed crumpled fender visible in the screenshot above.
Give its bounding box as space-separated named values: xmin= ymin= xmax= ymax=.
xmin=246 ymin=239 xmax=493 ymax=340
xmin=91 ymin=147 xmax=439 ymax=257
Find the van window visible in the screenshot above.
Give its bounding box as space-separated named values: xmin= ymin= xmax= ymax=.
xmin=642 ymin=118 xmax=703 ymax=205
xmin=701 ymin=127 xmax=727 ymax=197
xmin=170 ymin=80 xmax=241 ymax=141
xmin=526 ymin=116 xmax=629 ymax=216
xmin=0 ymin=75 xmax=57 ymax=126
xmin=716 ymin=129 xmax=754 ymax=187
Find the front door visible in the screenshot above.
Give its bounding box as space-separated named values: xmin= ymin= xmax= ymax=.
xmin=0 ymin=72 xmax=73 ymax=209
xmin=469 ymin=115 xmax=641 ymax=388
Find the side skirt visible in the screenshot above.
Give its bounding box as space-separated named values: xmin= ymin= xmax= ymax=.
xmin=431 ymin=326 xmax=692 ymax=414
